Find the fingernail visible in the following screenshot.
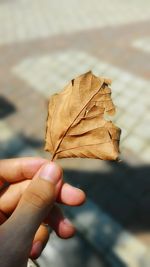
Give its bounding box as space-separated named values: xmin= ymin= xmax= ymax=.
xmin=63 ymin=218 xmax=73 ymax=227
xmin=40 ymin=163 xmax=61 ymax=184
xmin=31 ymin=241 xmax=43 ymax=258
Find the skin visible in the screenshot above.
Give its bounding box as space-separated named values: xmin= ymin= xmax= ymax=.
xmin=0 ymin=157 xmax=86 ymax=267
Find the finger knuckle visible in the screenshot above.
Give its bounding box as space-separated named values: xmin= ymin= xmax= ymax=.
xmin=24 ymin=186 xmax=54 ymax=210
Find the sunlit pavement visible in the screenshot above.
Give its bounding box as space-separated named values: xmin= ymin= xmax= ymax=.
xmin=0 ymin=1 xmax=150 ymax=266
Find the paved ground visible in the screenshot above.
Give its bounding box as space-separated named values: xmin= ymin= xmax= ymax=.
xmin=0 ymin=1 xmax=150 ymax=267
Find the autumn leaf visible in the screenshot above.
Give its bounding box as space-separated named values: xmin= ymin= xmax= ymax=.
xmin=45 ymin=71 xmax=121 ymax=161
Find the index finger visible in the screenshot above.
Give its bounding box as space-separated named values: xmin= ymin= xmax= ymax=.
xmin=0 ymin=157 xmax=47 ymax=183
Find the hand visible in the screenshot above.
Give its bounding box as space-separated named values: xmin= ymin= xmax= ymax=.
xmin=0 ymin=158 xmax=86 ymax=267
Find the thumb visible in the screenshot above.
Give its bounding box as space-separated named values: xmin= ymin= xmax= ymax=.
xmin=6 ymin=162 xmax=62 ymax=241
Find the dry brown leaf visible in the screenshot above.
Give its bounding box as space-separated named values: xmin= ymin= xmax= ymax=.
xmin=45 ymin=71 xmax=121 ymax=161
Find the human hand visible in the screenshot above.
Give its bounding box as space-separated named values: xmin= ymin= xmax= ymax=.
xmin=0 ymin=158 xmax=86 ymax=267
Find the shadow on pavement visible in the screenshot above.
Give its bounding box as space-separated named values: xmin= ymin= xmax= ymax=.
xmin=64 ymin=161 xmax=150 ymax=234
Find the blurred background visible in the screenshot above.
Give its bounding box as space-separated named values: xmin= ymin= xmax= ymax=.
xmin=0 ymin=0 xmax=150 ymax=266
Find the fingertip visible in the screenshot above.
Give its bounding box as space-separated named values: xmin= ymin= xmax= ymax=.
xmin=57 ymin=219 xmax=76 ymax=239
xmin=75 ymin=188 xmax=86 ymax=205
xmin=47 ymin=205 xmax=76 ymax=239
xmin=30 ymin=241 xmax=43 ymax=259
xmin=30 ymin=224 xmax=50 ymax=259
xmin=58 ymin=183 xmax=86 ymax=206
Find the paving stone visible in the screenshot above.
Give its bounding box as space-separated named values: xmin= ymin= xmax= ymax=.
xmin=27 ymin=259 xmax=37 ymax=267
xmin=135 ymin=123 xmax=150 ymax=140
xmin=37 ymin=231 xmax=105 ymax=267
xmin=0 ymin=134 xmax=25 ymax=158
xmin=0 ymin=120 xmax=14 ymax=142
xmin=140 ymin=148 xmax=150 ymax=163
xmin=65 ymin=199 xmax=147 ymax=267
xmin=122 ymin=135 xmax=144 ymax=153
xmin=133 ymin=37 xmax=150 ymax=53
xmin=0 ymin=0 xmax=150 ymax=45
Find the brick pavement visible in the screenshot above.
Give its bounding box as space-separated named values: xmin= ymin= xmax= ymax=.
xmin=0 ymin=1 xmax=150 ymax=266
